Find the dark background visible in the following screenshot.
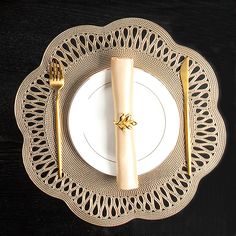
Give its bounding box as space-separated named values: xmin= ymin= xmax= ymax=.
xmin=1 ymin=0 xmax=236 ymax=235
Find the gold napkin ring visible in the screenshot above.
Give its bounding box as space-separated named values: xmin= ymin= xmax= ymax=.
xmin=114 ymin=113 xmax=137 ymax=131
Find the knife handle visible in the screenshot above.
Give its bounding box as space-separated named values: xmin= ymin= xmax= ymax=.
xmin=111 ymin=57 xmax=139 ymax=190
xmin=183 ymin=80 xmax=192 ymax=176
xmin=181 ymin=57 xmax=192 ymax=176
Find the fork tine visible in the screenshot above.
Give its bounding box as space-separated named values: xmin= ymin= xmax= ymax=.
xmin=57 ymin=63 xmax=61 ymax=81
xmin=57 ymin=69 xmax=60 ymax=80
xmin=58 ymin=62 xmax=63 ymax=80
xmin=53 ymin=60 xmax=57 ymax=80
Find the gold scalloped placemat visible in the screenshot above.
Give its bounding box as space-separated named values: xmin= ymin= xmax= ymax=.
xmin=15 ymin=18 xmax=226 ymax=226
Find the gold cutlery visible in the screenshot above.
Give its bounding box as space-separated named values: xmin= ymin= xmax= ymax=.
xmin=49 ymin=58 xmax=64 ymax=178
xmin=180 ymin=57 xmax=191 ymax=176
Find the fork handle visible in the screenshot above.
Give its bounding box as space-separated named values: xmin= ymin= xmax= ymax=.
xmin=55 ymin=90 xmax=62 ymax=178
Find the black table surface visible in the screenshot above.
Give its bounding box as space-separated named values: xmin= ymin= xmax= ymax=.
xmin=1 ymin=0 xmax=236 ymax=235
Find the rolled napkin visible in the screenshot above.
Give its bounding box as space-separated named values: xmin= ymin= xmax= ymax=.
xmin=111 ymin=57 xmax=139 ymax=190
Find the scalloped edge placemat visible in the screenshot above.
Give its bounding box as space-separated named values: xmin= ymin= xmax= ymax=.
xmin=15 ymin=18 xmax=226 ymax=226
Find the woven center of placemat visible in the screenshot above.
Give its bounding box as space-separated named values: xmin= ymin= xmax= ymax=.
xmin=15 ymin=18 xmax=226 ymax=226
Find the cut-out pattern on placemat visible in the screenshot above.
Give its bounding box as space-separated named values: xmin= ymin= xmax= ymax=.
xmin=15 ymin=18 xmax=226 ymax=226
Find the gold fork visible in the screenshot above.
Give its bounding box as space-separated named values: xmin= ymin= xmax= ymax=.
xmin=49 ymin=58 xmax=64 ymax=178
xmin=180 ymin=56 xmax=191 ymax=176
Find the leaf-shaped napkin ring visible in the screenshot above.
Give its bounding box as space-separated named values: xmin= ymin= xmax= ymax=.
xmin=114 ymin=113 xmax=137 ymax=131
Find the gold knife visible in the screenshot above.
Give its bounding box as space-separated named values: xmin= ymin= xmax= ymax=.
xmin=180 ymin=57 xmax=191 ymax=176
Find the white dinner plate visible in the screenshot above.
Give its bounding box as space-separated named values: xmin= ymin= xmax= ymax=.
xmin=68 ymin=68 xmax=180 ymax=176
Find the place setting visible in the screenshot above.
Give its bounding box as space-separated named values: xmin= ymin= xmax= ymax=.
xmin=14 ymin=18 xmax=226 ymax=226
